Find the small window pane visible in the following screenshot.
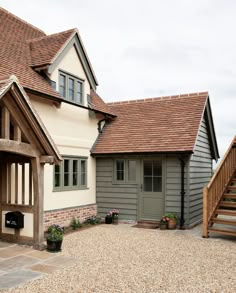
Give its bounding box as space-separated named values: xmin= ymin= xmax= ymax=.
xmin=128 ymin=160 xmax=136 ymax=181
xmin=59 ymin=74 xmax=66 ymax=97
xmin=73 ymin=160 xmax=78 ymax=186
xmin=144 ymin=161 xmax=152 ymax=176
xmin=69 ymin=78 xmax=74 ymax=101
xmin=81 ymin=160 xmax=86 ymax=186
xmin=64 ymin=159 xmax=70 ymax=187
xmin=76 ymin=81 xmax=82 ymax=104
xmin=144 ymin=177 xmax=152 ymax=192
xmin=54 ymin=165 xmax=61 ymax=187
xmin=116 ymin=160 xmax=124 ymax=181
xmin=153 ymin=162 xmax=162 ymax=176
xmin=153 ymin=177 xmax=162 ymax=192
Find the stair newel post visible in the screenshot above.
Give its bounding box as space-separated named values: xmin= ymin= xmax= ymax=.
xmin=203 ymin=186 xmax=209 ymax=238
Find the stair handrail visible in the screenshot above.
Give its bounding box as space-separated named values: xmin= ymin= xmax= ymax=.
xmin=203 ymin=135 xmax=236 ymax=237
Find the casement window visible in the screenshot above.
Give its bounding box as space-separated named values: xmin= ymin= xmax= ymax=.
xmin=54 ymin=156 xmax=87 ymax=191
xmin=114 ymin=159 xmax=137 ymax=183
xmin=59 ymin=71 xmax=83 ymax=105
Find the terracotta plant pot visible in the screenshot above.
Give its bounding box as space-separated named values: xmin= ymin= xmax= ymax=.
xmin=168 ymin=219 xmax=177 ymax=229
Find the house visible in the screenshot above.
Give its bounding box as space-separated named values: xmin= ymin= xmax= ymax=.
xmin=0 ymin=8 xmax=115 ymax=248
xmin=92 ymin=93 xmax=219 ymax=227
xmin=0 ymin=8 xmax=219 ymax=248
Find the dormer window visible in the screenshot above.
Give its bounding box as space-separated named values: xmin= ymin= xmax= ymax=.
xmin=59 ymin=71 xmax=83 ymax=105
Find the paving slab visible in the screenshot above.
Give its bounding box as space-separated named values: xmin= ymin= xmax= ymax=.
xmin=28 ymin=263 xmax=59 ymax=274
xmin=26 ymin=250 xmax=56 ymax=260
xmin=0 ymin=269 xmax=42 ymax=289
xmin=0 ymin=255 xmax=40 ymax=272
xmin=0 ymin=242 xmax=14 ymax=249
xmin=44 ymin=255 xmax=77 ymax=267
xmin=0 ymin=245 xmax=33 ymax=258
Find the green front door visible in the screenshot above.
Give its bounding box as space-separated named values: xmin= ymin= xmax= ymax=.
xmin=138 ymin=159 xmax=164 ymax=221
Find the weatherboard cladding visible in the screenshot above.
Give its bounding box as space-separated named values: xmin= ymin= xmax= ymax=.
xmin=92 ymin=92 xmax=208 ymax=155
xmin=189 ymin=116 xmax=212 ymax=225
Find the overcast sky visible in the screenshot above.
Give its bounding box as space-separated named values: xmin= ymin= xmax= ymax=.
xmin=0 ymin=0 xmax=235 ymax=160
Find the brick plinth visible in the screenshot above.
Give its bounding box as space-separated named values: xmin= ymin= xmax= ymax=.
xmin=44 ymin=204 xmax=97 ymax=231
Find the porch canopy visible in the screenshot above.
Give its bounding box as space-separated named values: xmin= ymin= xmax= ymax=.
xmin=0 ymin=76 xmax=62 ymax=248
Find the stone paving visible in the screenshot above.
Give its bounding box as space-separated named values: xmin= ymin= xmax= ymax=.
xmin=0 ymin=241 xmax=78 ymax=290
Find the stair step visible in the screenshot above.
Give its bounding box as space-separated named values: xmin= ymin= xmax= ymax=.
xmin=231 ymin=179 xmax=236 ymax=183
xmin=208 ymin=228 xmax=236 ymax=237
xmin=219 ymin=201 xmax=236 ymax=208
xmin=227 ymin=186 xmax=236 ymax=191
xmin=212 ymin=218 xmax=236 ymax=226
xmin=216 ymin=209 xmax=236 ymax=216
xmin=224 ymin=194 xmax=236 ymax=199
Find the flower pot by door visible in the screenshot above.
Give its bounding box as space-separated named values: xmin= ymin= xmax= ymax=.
xmin=168 ymin=219 xmax=177 ymax=229
xmin=47 ymin=239 xmax=63 ymax=252
xmin=112 ymin=215 xmax=118 ymax=225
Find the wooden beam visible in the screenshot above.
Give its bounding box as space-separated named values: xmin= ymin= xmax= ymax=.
xmin=1 ymin=162 xmax=7 ymax=204
xmin=40 ymin=156 xmax=54 ymax=164
xmin=1 ymin=203 xmax=33 ymax=213
xmin=0 ymin=139 xmax=37 ymax=157
xmin=1 ymin=106 xmax=10 ymax=139
xmin=14 ymin=125 xmax=21 ymax=142
xmin=202 ymin=187 xmax=209 ymax=238
xmin=31 ymin=157 xmax=44 ymax=249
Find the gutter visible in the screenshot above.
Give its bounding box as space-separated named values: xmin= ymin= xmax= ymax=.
xmin=25 ymin=88 xmax=116 ymax=118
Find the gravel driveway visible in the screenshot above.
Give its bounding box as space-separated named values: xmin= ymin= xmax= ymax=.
xmin=2 ymin=224 xmax=236 ymax=293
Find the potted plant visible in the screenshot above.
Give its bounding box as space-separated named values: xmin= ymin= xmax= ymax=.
xmin=46 ymin=224 xmax=64 ymax=252
xmin=159 ymin=216 xmax=169 ymax=230
xmin=165 ymin=213 xmax=177 ymax=229
xmin=111 ymin=209 xmax=119 ymax=224
xmin=105 ymin=211 xmax=113 ymax=224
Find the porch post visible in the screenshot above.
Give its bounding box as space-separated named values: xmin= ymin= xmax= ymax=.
xmin=202 ymin=187 xmax=209 ymax=238
xmin=31 ymin=157 xmax=45 ymax=249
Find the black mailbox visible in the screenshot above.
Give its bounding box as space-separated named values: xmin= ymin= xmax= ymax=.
xmin=5 ymin=211 xmax=24 ymax=229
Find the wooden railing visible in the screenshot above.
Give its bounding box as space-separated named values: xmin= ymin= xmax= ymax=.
xmin=203 ymin=136 xmax=236 ymax=237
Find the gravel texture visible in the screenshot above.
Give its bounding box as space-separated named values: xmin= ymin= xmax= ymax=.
xmin=1 ymin=224 xmax=236 ymax=293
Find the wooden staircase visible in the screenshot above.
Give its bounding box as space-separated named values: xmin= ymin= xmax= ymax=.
xmin=203 ymin=136 xmax=236 ymax=238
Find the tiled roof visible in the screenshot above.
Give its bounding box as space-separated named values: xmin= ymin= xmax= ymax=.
xmin=90 ymin=90 xmax=116 ymax=117
xmin=0 ymin=8 xmax=112 ymax=115
xmin=92 ymin=92 xmax=209 ymax=154
xmin=28 ymin=29 xmax=76 ymax=68
xmin=0 ymin=7 xmax=61 ymax=99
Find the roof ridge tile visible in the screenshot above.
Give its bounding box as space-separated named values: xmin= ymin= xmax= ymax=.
xmin=107 ymin=92 xmax=209 ymax=106
xmin=27 ymin=28 xmax=77 ymax=43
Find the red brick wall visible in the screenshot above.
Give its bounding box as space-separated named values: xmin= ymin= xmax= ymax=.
xmin=43 ymin=204 xmax=97 ymax=231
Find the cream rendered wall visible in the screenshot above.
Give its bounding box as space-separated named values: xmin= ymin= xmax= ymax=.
xmin=50 ymin=45 xmax=90 ymax=106
xmin=30 ymin=43 xmax=99 ymax=212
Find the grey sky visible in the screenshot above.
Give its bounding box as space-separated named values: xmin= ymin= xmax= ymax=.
xmin=0 ymin=0 xmax=235 ymax=160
